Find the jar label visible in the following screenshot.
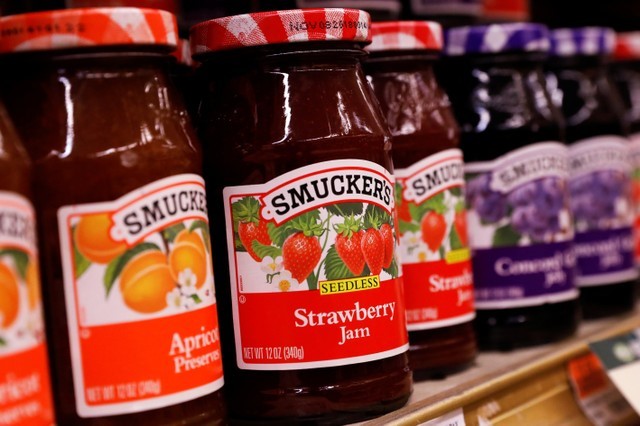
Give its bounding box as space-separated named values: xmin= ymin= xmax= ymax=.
xmin=223 ymin=159 xmax=408 ymax=370
xmin=395 ymin=149 xmax=474 ymax=330
xmin=58 ymin=174 xmax=224 ymax=418
xmin=630 ymin=133 xmax=640 ymax=265
xmin=465 ymin=142 xmax=578 ymax=309
xmin=568 ymin=136 xmax=638 ymax=287
xmin=0 ymin=192 xmax=55 ymax=425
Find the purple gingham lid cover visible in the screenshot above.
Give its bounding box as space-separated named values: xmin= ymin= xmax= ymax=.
xmin=444 ymin=23 xmax=550 ymax=56
xmin=549 ymin=27 xmax=615 ymax=57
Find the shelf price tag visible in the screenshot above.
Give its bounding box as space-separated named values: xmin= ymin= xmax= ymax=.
xmin=567 ymin=353 xmax=636 ymax=425
xmin=589 ymin=329 xmax=640 ymax=415
xmin=420 ymin=408 xmax=466 ymax=426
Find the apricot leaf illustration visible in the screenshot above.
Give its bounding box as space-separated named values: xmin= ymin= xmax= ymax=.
xmin=162 ymin=223 xmax=187 ymax=244
xmin=189 ymin=220 xmax=211 ymax=253
xmin=0 ymin=248 xmax=28 ymax=280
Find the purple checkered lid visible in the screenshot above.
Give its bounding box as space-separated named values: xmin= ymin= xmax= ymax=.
xmin=549 ymin=27 xmax=615 ymax=57
xmin=444 ymin=23 xmax=550 ymax=56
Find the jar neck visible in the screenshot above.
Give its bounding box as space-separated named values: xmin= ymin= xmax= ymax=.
xmin=0 ymin=52 xmax=189 ymax=162
xmin=438 ymin=53 xmax=562 ymax=138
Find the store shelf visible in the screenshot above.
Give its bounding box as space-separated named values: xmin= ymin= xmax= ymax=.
xmin=364 ymin=310 xmax=640 ymax=426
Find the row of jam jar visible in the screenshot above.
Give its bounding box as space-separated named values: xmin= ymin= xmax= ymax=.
xmin=0 ymin=6 xmax=639 ymax=426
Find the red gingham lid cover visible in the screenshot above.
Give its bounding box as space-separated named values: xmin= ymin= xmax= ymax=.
xmin=190 ymin=8 xmax=371 ymax=54
xmin=368 ymin=21 xmax=443 ymax=52
xmin=615 ymin=32 xmax=640 ymax=60
xmin=0 ymin=7 xmax=177 ymax=53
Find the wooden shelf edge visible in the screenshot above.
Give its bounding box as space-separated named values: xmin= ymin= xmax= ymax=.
xmin=364 ymin=312 xmax=640 ymax=426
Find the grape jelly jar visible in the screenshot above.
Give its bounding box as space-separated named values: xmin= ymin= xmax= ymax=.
xmin=364 ymin=21 xmax=477 ymax=377
xmin=191 ymin=8 xmax=412 ymax=424
xmin=547 ymin=28 xmax=638 ymax=319
xmin=441 ymin=23 xmax=580 ymax=350
xmin=612 ymin=32 xmax=640 ymax=276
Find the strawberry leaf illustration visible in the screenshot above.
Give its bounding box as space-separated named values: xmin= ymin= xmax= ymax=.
xmin=307 ymin=271 xmax=318 ymax=290
xmin=399 ymin=220 xmax=420 ymax=235
xmin=325 ymin=203 xmax=363 ymax=217
xmin=422 ymin=192 xmax=447 ymax=215
xmin=232 ymin=197 xmax=261 ymax=225
xmin=288 ymin=211 xmax=323 ymax=237
xmin=251 ymin=241 xmax=282 ymax=259
xmin=104 ymin=242 xmax=161 ymax=297
xmin=492 ymin=224 xmax=521 ymax=247
xmin=334 ymin=215 xmax=361 ymax=238
xmin=268 ymin=222 xmax=296 ymax=247
xmin=449 ymin=226 xmax=463 ymax=250
xmin=449 ymin=187 xmax=463 ymax=197
xmin=383 ymin=258 xmax=399 ymax=278
xmin=0 ymin=248 xmax=29 ymax=280
xmin=364 ymin=205 xmax=392 ymax=229
xmin=395 ymin=182 xmax=404 ymax=204
xmin=324 ymin=245 xmax=356 ymax=280
xmin=162 ymin=223 xmax=186 ymax=244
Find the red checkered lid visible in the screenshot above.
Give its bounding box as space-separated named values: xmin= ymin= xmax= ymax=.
xmin=368 ymin=21 xmax=442 ymax=52
xmin=615 ymin=32 xmax=640 ymax=60
xmin=190 ymin=8 xmax=371 ymax=55
xmin=0 ymin=7 xmax=177 ymax=53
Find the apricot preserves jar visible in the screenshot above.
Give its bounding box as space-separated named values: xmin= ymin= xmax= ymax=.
xmin=364 ymin=21 xmax=476 ymax=377
xmin=191 ymin=8 xmax=412 ymax=424
xmin=0 ymin=107 xmax=55 ymax=425
xmin=0 ymin=8 xmax=225 ymax=425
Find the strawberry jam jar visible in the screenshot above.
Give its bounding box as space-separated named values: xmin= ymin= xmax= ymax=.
xmin=191 ymin=8 xmax=412 ymax=424
xmin=0 ymin=8 xmax=225 ymax=425
xmin=364 ymin=21 xmax=477 ymax=378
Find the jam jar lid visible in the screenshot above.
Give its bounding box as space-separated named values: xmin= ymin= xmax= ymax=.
xmin=189 ymin=8 xmax=371 ymax=55
xmin=367 ymin=21 xmax=443 ymax=52
xmin=549 ymin=27 xmax=615 ymax=57
xmin=0 ymin=7 xmax=178 ymax=53
xmin=444 ymin=23 xmax=550 ymax=56
xmin=613 ymin=32 xmax=640 ymax=60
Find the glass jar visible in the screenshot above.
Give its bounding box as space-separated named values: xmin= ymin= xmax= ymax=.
xmin=364 ymin=21 xmax=476 ymax=377
xmin=612 ymin=32 xmax=640 ymax=278
xmin=0 ymin=8 xmax=225 ymax=425
xmin=0 ymin=106 xmax=55 ymax=426
xmin=191 ymin=8 xmax=412 ymax=423
xmin=547 ymin=28 xmax=637 ymax=319
xmin=440 ymin=23 xmax=580 ymax=350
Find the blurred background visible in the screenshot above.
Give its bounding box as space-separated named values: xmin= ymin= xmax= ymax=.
xmin=2 ymin=0 xmax=640 ymax=36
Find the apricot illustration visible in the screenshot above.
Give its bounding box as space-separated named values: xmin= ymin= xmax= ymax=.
xmin=169 ymin=240 xmax=208 ymax=289
xmin=26 ymin=259 xmax=41 ymax=311
xmin=75 ymin=213 xmax=127 ymax=264
xmin=119 ymin=250 xmax=175 ymax=313
xmin=175 ymin=229 xmax=207 ymax=253
xmin=0 ymin=263 xmax=19 ymax=328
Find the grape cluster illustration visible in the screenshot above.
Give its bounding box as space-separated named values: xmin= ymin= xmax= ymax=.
xmin=465 ymin=174 xmax=507 ymax=223
xmin=569 ymin=170 xmax=628 ymax=228
xmin=508 ymin=178 xmax=565 ymax=240
xmin=466 ymin=173 xmax=568 ymax=242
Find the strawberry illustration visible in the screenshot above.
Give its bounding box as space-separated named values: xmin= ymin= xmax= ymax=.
xmin=233 ymin=197 xmax=272 ymax=261
xmin=421 ymin=211 xmax=447 ymax=252
xmin=361 ymin=228 xmax=384 ymax=275
xmin=379 ymin=223 xmax=394 ymax=268
xmin=454 ymin=210 xmax=468 ymax=247
xmin=335 ymin=216 xmax=365 ymax=276
xmin=282 ymin=214 xmax=324 ymax=283
xmin=238 ymin=220 xmax=271 ymax=261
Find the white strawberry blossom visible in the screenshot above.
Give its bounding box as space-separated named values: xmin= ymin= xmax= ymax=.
xmin=260 ymin=256 xmax=283 ymax=274
xmin=274 ymin=270 xmax=299 ymax=292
